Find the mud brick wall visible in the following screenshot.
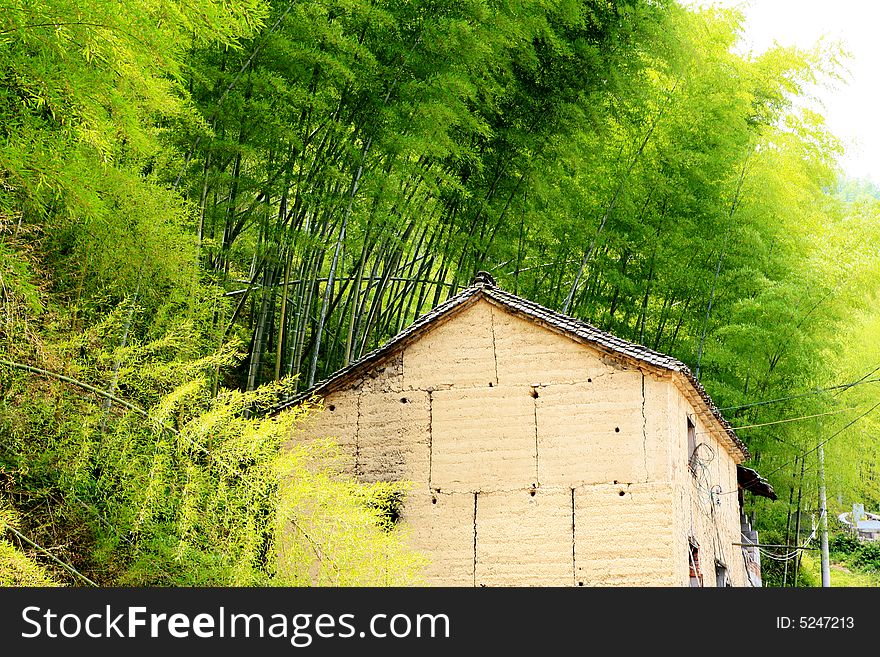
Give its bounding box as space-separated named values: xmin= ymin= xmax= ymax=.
xmin=286 ymin=298 xmax=747 ymax=586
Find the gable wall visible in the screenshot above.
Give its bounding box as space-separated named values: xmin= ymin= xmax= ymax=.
xmin=669 ymin=380 xmax=747 ymax=587
xmin=287 ymin=298 xmax=746 ymax=586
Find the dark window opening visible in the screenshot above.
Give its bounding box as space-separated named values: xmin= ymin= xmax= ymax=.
xmin=687 ymin=415 xmax=697 ymax=475
xmin=715 ymin=561 xmax=730 ymax=587
xmin=689 ymin=540 xmax=703 ymax=587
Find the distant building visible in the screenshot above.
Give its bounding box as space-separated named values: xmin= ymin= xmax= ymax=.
xmin=278 ymin=274 xmax=776 ymax=586
xmin=839 ymin=504 xmax=880 ymax=540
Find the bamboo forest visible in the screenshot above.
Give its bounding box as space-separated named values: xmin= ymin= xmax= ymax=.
xmin=1 ymin=0 xmax=879 ymax=587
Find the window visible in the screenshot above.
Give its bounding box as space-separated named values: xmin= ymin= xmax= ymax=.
xmin=715 ymin=561 xmax=730 ymax=587
xmin=687 ymin=415 xmax=697 ymax=474
xmin=688 ymin=540 xmax=703 ymax=587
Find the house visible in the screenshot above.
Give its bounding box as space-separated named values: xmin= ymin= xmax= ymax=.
xmin=839 ymin=504 xmax=880 ymax=541
xmin=277 ymin=273 xmax=776 ymax=586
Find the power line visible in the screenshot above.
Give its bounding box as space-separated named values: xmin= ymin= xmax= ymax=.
xmin=688 ymin=406 xmax=857 ymax=446
xmin=799 ymin=401 xmax=880 ymax=463
xmin=731 ymin=407 xmax=859 ymax=430
xmin=718 ymin=376 xmax=880 ymax=412
xmin=839 ymin=364 xmax=880 ymax=393
xmin=722 ymin=402 xmax=880 ymax=496
xmin=758 ymin=402 xmax=880 ymax=483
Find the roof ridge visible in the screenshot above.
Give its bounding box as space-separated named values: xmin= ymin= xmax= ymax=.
xmin=481 ymin=286 xmax=686 ymax=372
xmin=268 ymin=280 xmax=749 ymax=461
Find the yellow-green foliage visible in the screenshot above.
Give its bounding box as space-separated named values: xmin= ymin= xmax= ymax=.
xmin=1 ymin=319 xmax=427 ymax=586
xmin=277 ymin=441 xmax=426 ymax=586
xmin=0 ymin=541 xmax=60 ymax=587
xmin=114 ymin=372 xmax=426 ymax=586
xmin=0 ymin=507 xmax=60 ymax=587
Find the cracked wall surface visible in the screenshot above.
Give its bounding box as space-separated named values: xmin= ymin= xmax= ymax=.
xmin=286 ymin=298 xmax=748 ymax=586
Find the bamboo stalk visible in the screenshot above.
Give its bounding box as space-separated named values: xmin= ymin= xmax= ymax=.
xmin=5 ymin=524 xmax=98 ymax=587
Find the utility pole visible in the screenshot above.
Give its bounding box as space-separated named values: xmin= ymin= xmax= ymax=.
xmin=792 ymin=456 xmax=806 ymax=585
xmin=817 ymin=444 xmax=831 ymax=587
xmin=782 ymin=456 xmax=797 ymax=587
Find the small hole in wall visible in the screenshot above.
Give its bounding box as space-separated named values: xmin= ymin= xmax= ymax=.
xmin=614 ymin=427 xmax=620 ymax=433
xmin=578 ymin=582 xmax=584 ymax=587
xmin=587 ymin=378 xmax=592 ymax=383
xmin=530 ymin=489 xmax=536 ymax=497
xmin=618 ymin=491 xmax=626 ymax=497
xmin=431 ymin=497 xmax=437 ymax=505
xmin=400 ymin=397 xmax=408 ymax=404
xmin=529 ymin=388 xmax=539 ymax=399
xmin=328 ymin=404 xmax=336 ymax=411
xmin=613 ymin=480 xmax=618 ymax=484
xmin=488 ymin=382 xmax=493 ymax=387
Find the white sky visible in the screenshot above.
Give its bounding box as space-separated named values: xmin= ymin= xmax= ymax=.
xmin=684 ymin=0 xmax=880 ymax=184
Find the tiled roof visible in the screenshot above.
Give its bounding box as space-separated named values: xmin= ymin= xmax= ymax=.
xmin=737 ymin=465 xmax=777 ymax=500
xmin=482 ymin=285 xmax=683 ymax=371
xmin=271 ymin=275 xmax=750 ymax=460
